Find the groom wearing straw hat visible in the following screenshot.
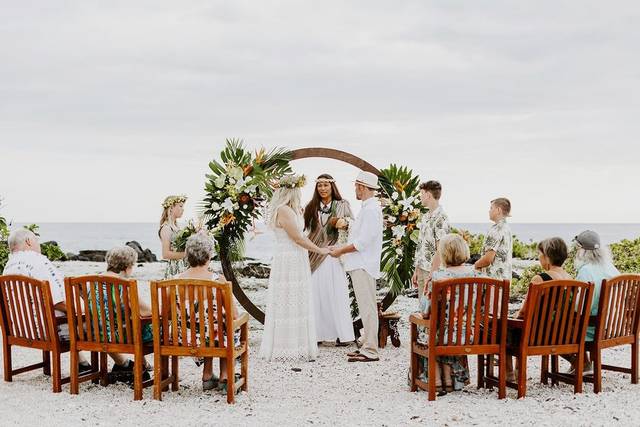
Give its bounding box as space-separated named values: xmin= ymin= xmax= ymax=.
xmin=329 ymin=171 xmax=383 ymax=362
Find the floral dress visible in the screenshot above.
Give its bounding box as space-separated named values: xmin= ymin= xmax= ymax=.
xmin=161 ymin=223 xmax=188 ymax=279
xmin=416 ymin=268 xmax=474 ymax=391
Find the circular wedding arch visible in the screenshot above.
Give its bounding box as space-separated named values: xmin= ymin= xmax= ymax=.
xmin=220 ymin=147 xmax=398 ymax=324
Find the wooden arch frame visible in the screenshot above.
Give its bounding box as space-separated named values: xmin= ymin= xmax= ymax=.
xmin=220 ymin=147 xmax=397 ymax=324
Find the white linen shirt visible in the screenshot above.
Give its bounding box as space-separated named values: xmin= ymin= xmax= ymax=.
xmin=3 ymin=250 xmax=66 ymax=305
xmin=343 ymin=197 xmax=383 ymax=279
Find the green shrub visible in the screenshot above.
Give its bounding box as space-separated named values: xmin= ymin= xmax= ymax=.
xmin=511 ymin=264 xmax=544 ymax=298
xmin=610 ymin=238 xmax=640 ymax=273
xmin=512 ymin=236 xmax=538 ymax=259
xmin=41 ymin=242 xmax=66 ymax=262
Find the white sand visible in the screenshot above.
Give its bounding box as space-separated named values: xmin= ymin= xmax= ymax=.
xmin=0 ymin=261 xmax=637 ymax=426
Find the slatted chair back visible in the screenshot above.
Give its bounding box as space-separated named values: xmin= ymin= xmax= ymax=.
xmin=522 ymin=280 xmax=593 ymax=354
xmin=64 ymin=275 xmax=143 ymax=352
xmin=150 ymin=278 xmax=234 ymax=357
xmin=0 ymin=275 xmax=58 ymax=349
xmin=429 ymin=277 xmax=510 ymax=354
xmin=596 ymin=275 xmax=640 ymax=346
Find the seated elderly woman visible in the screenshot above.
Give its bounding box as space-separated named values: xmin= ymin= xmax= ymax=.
xmin=176 ymin=233 xmax=239 ymax=392
xmin=102 ymin=245 xmax=153 ymax=382
xmin=418 ymin=233 xmax=475 ymax=395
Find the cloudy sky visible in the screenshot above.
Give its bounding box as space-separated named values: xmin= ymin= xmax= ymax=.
xmin=1 ymin=1 xmax=639 ymax=223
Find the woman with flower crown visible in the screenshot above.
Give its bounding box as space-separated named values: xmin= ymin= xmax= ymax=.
xmin=158 ymin=195 xmax=188 ymax=278
xmin=259 ymin=174 xmax=330 ymax=362
xmin=303 ymin=174 xmax=355 ymax=346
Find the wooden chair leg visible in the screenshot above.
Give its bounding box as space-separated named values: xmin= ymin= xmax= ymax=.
xmin=631 ymin=342 xmax=638 ymax=385
xmin=241 ymin=325 xmax=249 ymax=392
xmin=99 ymin=353 xmax=109 ymax=386
xmin=593 ymin=347 xmax=602 ymax=394
xmin=498 ymin=353 xmax=506 ymax=399
xmin=226 ymin=356 xmax=235 ymax=404
xmin=161 ymin=355 xmax=169 ymax=392
xmin=517 ymin=353 xmax=527 ymax=399
xmin=551 ymin=356 xmax=559 ymax=386
xmin=91 ymin=352 xmax=100 ymax=385
xmin=541 ymin=355 xmax=549 ymax=385
xmin=133 ymin=349 xmax=144 ymax=401
xmin=575 ymin=351 xmax=584 ymax=394
xmin=70 ymin=350 xmax=79 ymax=395
xmin=427 ymin=353 xmax=437 ymax=401
xmin=486 ymin=355 xmax=494 ymax=390
xmin=3 ymin=343 xmax=12 ymax=382
xmin=476 ymin=355 xmax=484 ymax=389
xmin=410 ymin=349 xmax=418 ymax=392
xmin=171 ymin=356 xmax=179 ymax=391
xmin=153 ymin=351 xmax=162 ymax=401
xmin=51 ymin=351 xmax=62 ymax=393
xmin=43 ymin=351 xmax=51 ymax=376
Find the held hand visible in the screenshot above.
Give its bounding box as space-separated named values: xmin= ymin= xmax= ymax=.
xmin=329 ymin=249 xmax=341 ymax=258
xmin=319 ymin=247 xmax=331 ymax=256
xmin=335 ymin=218 xmax=348 ymax=230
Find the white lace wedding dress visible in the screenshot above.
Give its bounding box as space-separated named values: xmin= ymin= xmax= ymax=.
xmin=259 ymin=214 xmax=318 ymax=361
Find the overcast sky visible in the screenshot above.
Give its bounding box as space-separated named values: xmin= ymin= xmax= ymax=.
xmin=1 ymin=1 xmax=639 ymax=223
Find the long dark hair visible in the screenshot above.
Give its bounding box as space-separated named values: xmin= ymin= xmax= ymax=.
xmin=303 ymin=174 xmax=343 ymax=232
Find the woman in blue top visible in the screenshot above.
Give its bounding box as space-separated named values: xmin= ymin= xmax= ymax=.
xmin=571 ymin=230 xmax=620 ymax=374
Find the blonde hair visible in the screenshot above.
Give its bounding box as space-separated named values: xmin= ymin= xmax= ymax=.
xmin=266 ymin=187 xmax=302 ymax=228
xmin=439 ymin=234 xmax=470 ymax=267
xmin=159 ymin=195 xmax=186 ymax=236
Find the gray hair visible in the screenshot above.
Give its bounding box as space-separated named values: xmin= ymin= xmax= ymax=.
xmin=8 ymin=228 xmax=36 ymax=252
xmin=106 ymin=246 xmax=138 ymax=273
xmin=574 ymin=245 xmax=613 ymax=269
xmin=185 ymin=233 xmax=214 ymax=267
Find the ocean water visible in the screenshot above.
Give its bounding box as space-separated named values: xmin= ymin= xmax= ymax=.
xmin=12 ymin=222 xmax=640 ymax=264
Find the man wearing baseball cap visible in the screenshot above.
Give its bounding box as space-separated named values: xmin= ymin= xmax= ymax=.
xmin=329 ymin=171 xmax=383 ymax=362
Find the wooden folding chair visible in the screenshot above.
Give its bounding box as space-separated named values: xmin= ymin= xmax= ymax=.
xmin=548 ymin=274 xmax=640 ymax=393
xmin=410 ymin=277 xmax=510 ymax=401
xmin=0 ymin=275 xmax=97 ymax=392
xmin=64 ymin=275 xmax=154 ymax=400
xmin=150 ymin=278 xmax=249 ymax=404
xmin=482 ymin=279 xmax=594 ymax=398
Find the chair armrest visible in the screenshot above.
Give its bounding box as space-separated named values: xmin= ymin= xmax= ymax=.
xmin=409 ymin=313 xmax=430 ymax=327
xmin=233 ymin=312 xmax=250 ymax=331
xmin=140 ymin=315 xmax=153 ymax=326
xmin=507 ymin=318 xmax=525 ymax=329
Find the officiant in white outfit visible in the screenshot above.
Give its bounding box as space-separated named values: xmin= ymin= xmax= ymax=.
xmin=329 ymin=171 xmax=383 ymax=362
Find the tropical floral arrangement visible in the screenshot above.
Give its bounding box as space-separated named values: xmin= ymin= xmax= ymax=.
xmin=172 ymin=219 xmax=200 ymax=252
xmin=378 ymin=165 xmax=426 ymax=296
xmin=202 ymin=139 xmax=292 ymax=248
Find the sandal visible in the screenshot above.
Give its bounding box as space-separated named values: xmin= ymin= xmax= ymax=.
xmin=217 ymin=374 xmax=242 ymax=393
xmin=202 ymin=375 xmax=219 ymax=391
xmin=348 ymin=354 xmax=379 ymax=363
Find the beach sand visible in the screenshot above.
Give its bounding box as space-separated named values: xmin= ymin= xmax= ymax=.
xmin=0 ymin=261 xmax=637 ymax=426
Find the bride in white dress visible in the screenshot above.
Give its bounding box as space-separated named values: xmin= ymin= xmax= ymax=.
xmin=259 ymin=175 xmax=329 ymax=362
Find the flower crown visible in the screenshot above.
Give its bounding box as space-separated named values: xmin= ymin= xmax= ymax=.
xmin=162 ymin=195 xmax=187 ymax=209
xmin=273 ymin=174 xmax=306 ymax=189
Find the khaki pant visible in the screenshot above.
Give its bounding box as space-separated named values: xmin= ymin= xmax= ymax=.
xmin=348 ymin=269 xmax=379 ymax=359
xmin=416 ymin=267 xmax=430 ymax=300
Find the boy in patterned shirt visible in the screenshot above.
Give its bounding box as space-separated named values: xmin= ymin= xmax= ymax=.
xmin=412 ymin=181 xmax=450 ymax=307
xmin=474 ymin=198 xmax=513 ymax=283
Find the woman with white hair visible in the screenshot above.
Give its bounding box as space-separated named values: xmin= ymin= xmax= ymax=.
xmin=574 ymin=230 xmax=620 ymax=343
xmin=259 ymin=174 xmax=330 ymax=362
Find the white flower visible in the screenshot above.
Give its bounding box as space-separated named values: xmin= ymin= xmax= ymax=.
xmin=222 ymin=197 xmax=235 ymax=213
xmin=243 ymin=204 xmax=248 ymax=209
xmin=395 ymin=248 xmax=403 ymax=256
xmin=214 ymin=175 xmax=226 ymax=189
xmin=399 ymin=198 xmax=414 ymax=211
xmin=392 ymin=192 xmax=399 ymax=201
xmin=211 ymin=202 xmax=222 ymax=211
xmin=229 ymin=166 xmax=244 ymax=181
xmin=235 ymin=177 xmax=246 ymax=191
xmin=245 ymin=184 xmax=258 ymax=195
xmin=391 ymin=224 xmax=406 ymax=239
